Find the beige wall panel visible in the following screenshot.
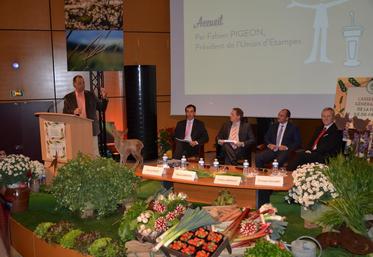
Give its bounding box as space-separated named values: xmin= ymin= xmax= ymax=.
xmin=124 ymin=0 xmax=170 ymax=32
xmin=124 ymin=32 xmax=170 ymax=95
xmin=106 ymin=97 xmax=125 ymax=132
xmin=0 ymin=0 xmax=50 ymax=30
xmin=0 ymin=31 xmax=54 ymax=100
xmin=50 ymin=0 xmax=65 ymax=30
xmin=104 ymin=71 xmax=123 ymax=97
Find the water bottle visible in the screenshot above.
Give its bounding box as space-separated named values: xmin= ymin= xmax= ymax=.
xmin=198 ymin=158 xmax=205 ymax=168
xmin=272 ymin=159 xmax=279 ymax=176
xmin=213 ymin=158 xmax=219 ymax=171
xmin=162 ymin=154 xmax=168 ymax=168
xmin=181 ymin=155 xmax=187 ymax=169
xmin=243 ymin=159 xmax=249 ymax=178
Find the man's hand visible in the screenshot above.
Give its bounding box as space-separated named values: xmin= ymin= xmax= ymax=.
xmin=268 ymin=144 xmax=277 ymax=151
xmin=100 ymin=88 xmax=108 ymax=98
xmin=236 ymin=141 xmax=245 ymax=147
xmin=278 ymin=145 xmax=288 ymax=151
xmin=218 ymin=139 xmax=224 ymax=145
xmin=189 ymin=141 xmax=198 ymax=147
xmin=73 ymin=108 xmax=82 ymax=115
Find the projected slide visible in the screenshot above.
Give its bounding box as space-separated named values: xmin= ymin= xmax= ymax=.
xmin=171 ymin=0 xmax=373 ymax=118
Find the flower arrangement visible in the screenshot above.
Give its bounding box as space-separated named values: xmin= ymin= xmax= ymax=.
xmin=158 ymin=128 xmax=174 ymax=157
xmin=286 ymin=163 xmax=338 ymax=209
xmin=0 ymin=154 xmax=31 ymax=187
xmin=136 ymin=192 xmax=188 ymax=239
xmin=29 ymin=160 xmax=45 ymax=180
xmin=344 ymin=124 xmax=373 ymax=160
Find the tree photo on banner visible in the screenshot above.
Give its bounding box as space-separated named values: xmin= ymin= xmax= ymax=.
xmin=64 ymin=0 xmax=124 ymax=71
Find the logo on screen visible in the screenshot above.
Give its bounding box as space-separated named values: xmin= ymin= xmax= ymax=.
xmin=194 ymin=15 xmax=223 ymax=29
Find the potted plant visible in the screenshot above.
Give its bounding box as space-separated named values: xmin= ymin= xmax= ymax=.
xmin=317 ymin=155 xmax=373 ymax=238
xmin=29 ymin=160 xmax=46 ymax=192
xmin=51 ymin=154 xmax=140 ymax=218
xmin=158 ymin=128 xmax=174 ymax=158
xmin=0 ymin=154 xmax=32 ymax=212
xmin=285 ymin=162 xmax=338 ymax=228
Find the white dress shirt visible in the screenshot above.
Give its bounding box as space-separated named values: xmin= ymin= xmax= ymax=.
xmin=276 ymin=122 xmax=288 ymax=146
xmin=184 ymin=119 xmax=194 ymax=141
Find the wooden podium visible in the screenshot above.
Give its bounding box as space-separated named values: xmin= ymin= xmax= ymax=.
xmin=35 ymin=112 xmax=94 ymax=182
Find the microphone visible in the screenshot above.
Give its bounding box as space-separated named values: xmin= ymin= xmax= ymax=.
xmin=47 ymin=99 xmax=63 ymax=112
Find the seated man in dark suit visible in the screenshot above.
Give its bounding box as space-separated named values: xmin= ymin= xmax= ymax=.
xmin=288 ymin=107 xmax=342 ymax=171
xmin=255 ymin=109 xmax=301 ymax=168
xmin=217 ymin=108 xmax=256 ymax=165
xmin=173 ymin=104 xmax=209 ymax=159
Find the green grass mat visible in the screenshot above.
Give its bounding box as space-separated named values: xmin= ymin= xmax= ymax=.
xmin=12 ymin=181 xmax=367 ymax=256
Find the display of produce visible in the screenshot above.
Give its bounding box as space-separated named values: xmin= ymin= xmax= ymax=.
xmin=154 ymin=208 xmax=217 ymax=250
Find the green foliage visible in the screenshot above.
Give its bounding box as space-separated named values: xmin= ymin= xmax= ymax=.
xmin=51 ymin=154 xmax=140 ymax=218
xmin=213 ymin=190 xmax=236 ymax=205
xmin=118 ymin=200 xmax=148 ymax=242
xmin=158 ymin=128 xmax=174 ymax=156
xmin=60 ymin=229 xmax=83 ymax=249
xmin=268 ymin=220 xmax=288 ymax=241
xmin=43 ymin=221 xmax=74 ymax=244
xmin=88 ymin=237 xmax=126 ymax=257
xmin=34 ymin=222 xmax=55 ymax=238
xmin=244 ymin=239 xmax=292 ymax=257
xmin=75 ymin=231 xmax=101 ymax=254
xmin=318 ymin=154 xmax=373 ymax=235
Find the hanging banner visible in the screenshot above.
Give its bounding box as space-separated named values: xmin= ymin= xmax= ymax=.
xmin=64 ymin=0 xmax=124 ymax=71
xmin=334 ymin=77 xmax=373 ymax=122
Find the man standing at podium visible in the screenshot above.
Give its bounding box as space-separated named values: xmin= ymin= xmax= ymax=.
xmin=63 ymin=75 xmax=108 ymax=156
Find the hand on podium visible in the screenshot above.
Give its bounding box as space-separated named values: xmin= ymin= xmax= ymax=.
xmin=73 ymin=108 xmax=82 ymax=116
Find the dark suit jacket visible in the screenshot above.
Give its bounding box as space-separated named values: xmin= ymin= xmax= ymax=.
xmin=63 ymin=90 xmax=108 ymax=136
xmin=264 ymin=122 xmax=301 ymax=151
xmin=307 ymin=123 xmax=342 ymax=157
xmin=216 ymin=121 xmax=256 ymax=150
xmin=174 ymin=119 xmax=209 ymax=145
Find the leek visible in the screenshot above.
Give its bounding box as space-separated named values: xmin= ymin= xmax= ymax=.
xmin=153 ymin=208 xmax=217 ymax=251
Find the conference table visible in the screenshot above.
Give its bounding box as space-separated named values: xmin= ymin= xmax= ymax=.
xmin=135 ymin=164 xmax=293 ymax=208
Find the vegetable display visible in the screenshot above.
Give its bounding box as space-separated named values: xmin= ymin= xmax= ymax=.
xmin=243 ymin=239 xmax=292 ymax=257
xmin=154 ymin=208 xmax=217 ymax=250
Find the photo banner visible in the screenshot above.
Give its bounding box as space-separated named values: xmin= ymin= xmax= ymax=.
xmin=64 ymin=0 xmax=124 ymax=71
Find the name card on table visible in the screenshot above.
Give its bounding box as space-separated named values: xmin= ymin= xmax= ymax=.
xmin=172 ymin=168 xmax=198 ymax=181
xmin=214 ymin=175 xmax=242 ymax=186
xmin=255 ymin=175 xmax=283 ymax=187
xmin=142 ymin=165 xmax=165 ymax=177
